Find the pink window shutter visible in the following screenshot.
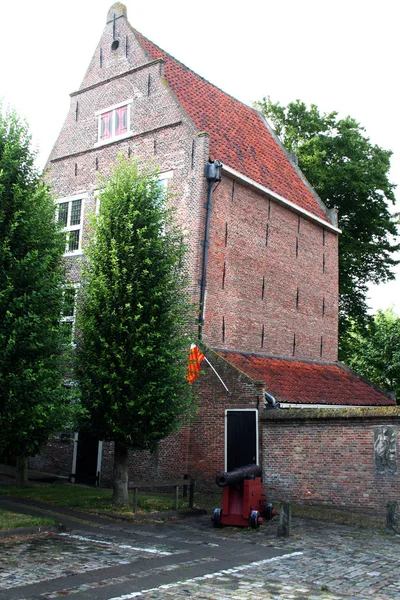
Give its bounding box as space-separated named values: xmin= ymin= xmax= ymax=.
xmin=100 ymin=111 xmax=112 ymax=140
xmin=115 ymin=106 xmax=128 ymax=136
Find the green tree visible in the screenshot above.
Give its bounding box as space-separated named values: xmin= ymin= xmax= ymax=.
xmin=75 ymin=157 xmax=193 ymax=505
xmin=0 ymin=107 xmax=74 ymax=485
xmin=343 ymin=309 xmax=400 ymax=403
xmin=256 ymin=98 xmax=399 ymax=353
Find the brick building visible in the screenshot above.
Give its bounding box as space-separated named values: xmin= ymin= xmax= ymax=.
xmin=34 ymin=3 xmax=399 ymax=512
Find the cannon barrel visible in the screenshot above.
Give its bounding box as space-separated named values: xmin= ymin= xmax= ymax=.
xmin=215 ymin=464 xmax=262 ymax=487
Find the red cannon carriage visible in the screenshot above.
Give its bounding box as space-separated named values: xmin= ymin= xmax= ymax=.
xmin=212 ymin=464 xmax=275 ymax=528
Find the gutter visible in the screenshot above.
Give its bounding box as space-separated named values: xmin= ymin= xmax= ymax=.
xmin=198 ymin=160 xmax=222 ymax=340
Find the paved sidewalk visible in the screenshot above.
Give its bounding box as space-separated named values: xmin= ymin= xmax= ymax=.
xmin=0 ymin=495 xmax=399 ymax=599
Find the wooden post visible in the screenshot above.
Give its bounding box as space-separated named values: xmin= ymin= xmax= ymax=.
xmin=277 ymin=502 xmax=291 ymax=537
xmin=189 ymin=480 xmax=195 ymax=509
xmin=386 ymin=501 xmax=398 ymax=534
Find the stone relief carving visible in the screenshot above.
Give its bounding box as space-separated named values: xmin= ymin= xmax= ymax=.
xmin=374 ymin=426 xmax=397 ymax=474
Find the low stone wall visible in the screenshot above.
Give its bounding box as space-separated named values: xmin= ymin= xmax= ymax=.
xmin=29 ymin=436 xmax=74 ymax=477
xmin=261 ymin=407 xmax=400 ymax=513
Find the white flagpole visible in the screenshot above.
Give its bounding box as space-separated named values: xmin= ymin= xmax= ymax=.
xmin=203 ymin=355 xmax=232 ymax=396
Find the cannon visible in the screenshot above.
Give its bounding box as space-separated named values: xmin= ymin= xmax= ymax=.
xmin=212 ymin=464 xmax=275 ymax=528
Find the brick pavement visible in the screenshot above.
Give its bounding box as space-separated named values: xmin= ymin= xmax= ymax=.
xmin=0 ymin=500 xmax=398 ymax=600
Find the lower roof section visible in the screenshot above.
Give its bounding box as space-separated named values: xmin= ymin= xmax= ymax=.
xmin=213 ymin=349 xmax=396 ymax=407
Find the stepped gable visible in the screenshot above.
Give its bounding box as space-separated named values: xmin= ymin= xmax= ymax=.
xmin=215 ymin=350 xmax=396 ymax=406
xmin=134 ymin=29 xmax=330 ymax=223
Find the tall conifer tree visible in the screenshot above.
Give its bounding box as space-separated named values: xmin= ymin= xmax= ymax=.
xmin=76 ymin=158 xmax=193 ymax=504
xmin=0 ymin=108 xmax=73 ymax=484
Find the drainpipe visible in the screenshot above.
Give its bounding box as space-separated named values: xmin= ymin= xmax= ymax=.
xmin=198 ymin=160 xmax=222 ymax=340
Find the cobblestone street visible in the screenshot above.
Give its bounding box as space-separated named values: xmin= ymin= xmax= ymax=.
xmin=0 ymin=495 xmax=399 ymax=600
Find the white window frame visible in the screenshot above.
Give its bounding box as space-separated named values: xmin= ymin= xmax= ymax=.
xmin=56 ymin=193 xmax=87 ymax=256
xmin=157 ymin=170 xmax=173 ymax=191
xmin=94 ymin=99 xmax=133 ymax=147
xmin=60 ymin=283 xmax=79 ymax=345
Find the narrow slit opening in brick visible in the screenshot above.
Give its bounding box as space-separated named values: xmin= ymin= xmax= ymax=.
xmin=222 ymin=262 xmax=226 ymax=289
xmin=153 ymin=139 xmax=157 ymax=154
xmin=296 ymin=287 xmax=299 ymax=310
xmin=265 ymin=223 xmax=269 ymax=247
xmin=75 ymin=101 xmax=79 ymax=122
xmin=125 ymin=36 xmax=128 ymax=57
xmin=222 ymin=317 xmax=225 ymax=343
xmin=296 ymin=237 xmax=299 ymax=258
xmin=320 ymin=336 xmax=323 ymax=358
xmin=261 ymin=324 xmax=265 ymax=348
xmin=191 ymin=140 xmax=195 ymax=169
xmin=147 ymin=73 xmax=151 ymax=96
xmin=322 ymin=296 xmax=325 ymax=316
xmin=298 ymin=215 xmax=301 ymax=233
xmin=95 ymin=157 xmax=99 ymax=171
xmin=100 ymin=47 xmax=103 ymax=68
xmin=231 ymin=180 xmax=235 ymax=202
xmin=74 ymin=163 xmax=77 ymax=176
xmin=323 ymin=253 xmax=326 ymax=273
xmin=261 ymin=277 xmax=265 ymax=299
xmin=268 ymin=199 xmax=271 ymax=220
xmin=323 ymin=228 xmax=326 ymax=246
xmin=292 ymin=333 xmax=296 ymax=356
xmin=225 ymin=222 xmax=228 ymax=247
xmin=128 ymin=147 xmax=131 ymax=158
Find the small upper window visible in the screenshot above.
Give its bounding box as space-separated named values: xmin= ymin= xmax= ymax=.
xmin=57 ymin=194 xmax=86 ymax=254
xmin=95 ymin=100 xmax=133 ymax=146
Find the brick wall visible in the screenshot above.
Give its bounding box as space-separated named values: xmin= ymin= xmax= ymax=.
xmin=203 ymin=176 xmax=339 ymax=360
xmin=29 ymin=437 xmax=74 ymax=477
xmin=261 ymin=408 xmax=400 ymax=512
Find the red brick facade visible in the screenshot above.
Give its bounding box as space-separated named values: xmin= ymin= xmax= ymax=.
xmin=34 ymin=4 xmax=399 ymax=512
xmin=46 ymin=2 xmax=339 ymax=359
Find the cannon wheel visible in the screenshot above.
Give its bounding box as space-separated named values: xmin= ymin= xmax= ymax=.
xmin=213 ymin=508 xmax=223 ymax=528
xmin=249 ymin=510 xmax=259 ymax=529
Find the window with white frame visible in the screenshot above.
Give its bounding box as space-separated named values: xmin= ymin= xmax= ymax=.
xmin=60 ymin=284 xmax=78 ymax=344
xmin=95 ymin=100 xmax=133 ymax=146
xmin=57 ymin=194 xmax=85 ymax=254
xmin=157 ymin=170 xmax=173 ymax=193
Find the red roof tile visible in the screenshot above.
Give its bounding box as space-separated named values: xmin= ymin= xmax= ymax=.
xmin=134 ymin=30 xmax=330 ymax=223
xmin=215 ymin=350 xmax=395 ymax=407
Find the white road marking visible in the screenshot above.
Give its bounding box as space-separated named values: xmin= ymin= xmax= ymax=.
xmin=107 ymin=551 xmax=304 ymax=599
xmin=59 ymin=533 xmax=172 ymax=555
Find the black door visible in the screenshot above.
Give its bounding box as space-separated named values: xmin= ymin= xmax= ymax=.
xmin=75 ymin=432 xmax=99 ymax=485
xmin=226 ymin=410 xmax=257 ymax=471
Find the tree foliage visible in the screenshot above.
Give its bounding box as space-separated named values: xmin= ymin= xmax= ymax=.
xmin=256 ymin=98 xmax=399 ymax=348
xmin=0 ymin=107 xmax=74 ymax=477
xmin=342 ymin=309 xmax=400 ymax=403
xmin=75 ymin=157 xmax=193 ymax=503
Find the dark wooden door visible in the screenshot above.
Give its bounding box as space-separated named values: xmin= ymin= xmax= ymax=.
xmin=226 ymin=410 xmax=257 ymax=471
xmin=75 ymin=432 xmax=99 ymax=485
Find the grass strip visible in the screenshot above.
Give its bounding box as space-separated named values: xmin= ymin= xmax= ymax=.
xmin=0 ymin=508 xmax=54 ymax=531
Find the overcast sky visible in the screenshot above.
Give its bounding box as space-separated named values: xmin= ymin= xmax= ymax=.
xmin=1 ymin=0 xmax=399 ymax=313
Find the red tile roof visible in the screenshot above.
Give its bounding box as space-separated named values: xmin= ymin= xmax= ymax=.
xmin=215 ymin=350 xmax=395 ymax=407
xmin=134 ymin=30 xmax=331 ymax=223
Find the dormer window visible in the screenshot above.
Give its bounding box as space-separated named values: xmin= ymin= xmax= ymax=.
xmin=95 ymin=100 xmax=133 ymax=146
